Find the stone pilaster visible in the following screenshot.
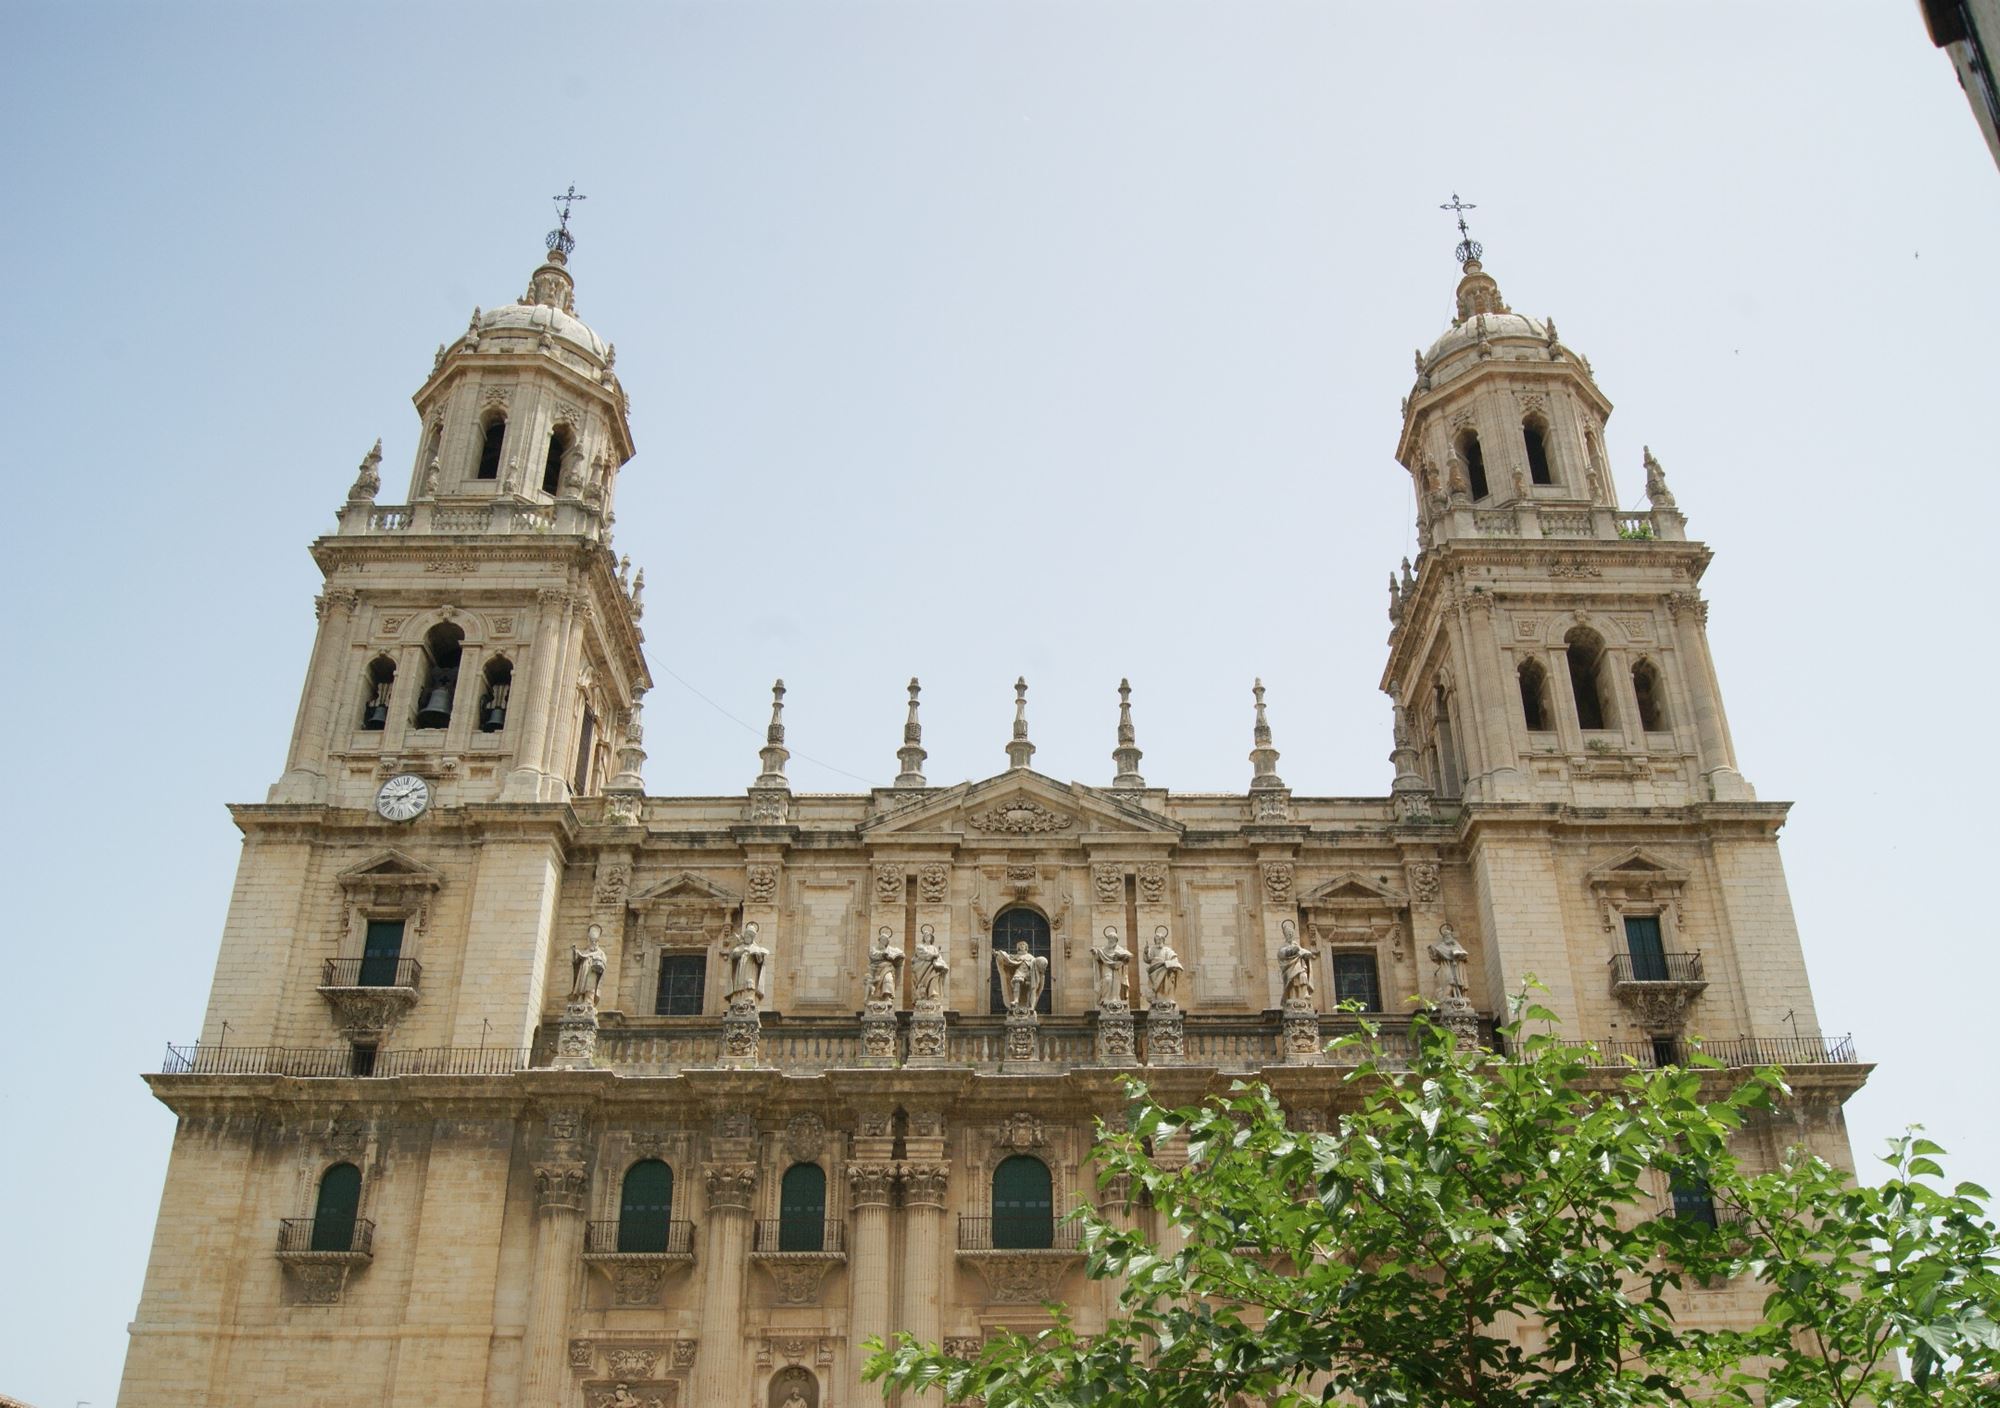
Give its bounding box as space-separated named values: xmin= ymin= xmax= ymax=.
xmin=519 ymin=1121 xmax=590 ymax=1408
xmin=847 ymin=1161 xmax=898 ymax=1408
xmin=272 ymin=586 xmax=359 ymax=803
xmin=689 ymin=1163 xmax=757 ymax=1407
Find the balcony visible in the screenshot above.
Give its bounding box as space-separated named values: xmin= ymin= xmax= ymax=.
xmin=277 ymin=1216 xmax=375 ymax=1305
xmin=1590 ymin=1033 xmax=1858 ymax=1069
xmin=582 ymin=1218 xmax=697 ymax=1307
xmin=317 ymin=957 xmax=423 ymax=1039
xmin=749 ymin=1220 xmax=847 ymax=1306
xmin=955 ymin=1216 xmax=1085 ymax=1304
xmin=1609 ymin=951 xmax=1708 ymax=1031
xmin=160 ymin=1043 xmax=528 ymax=1078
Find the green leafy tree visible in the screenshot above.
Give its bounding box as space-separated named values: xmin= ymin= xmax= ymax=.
xmin=865 ymin=1013 xmax=2000 ymax=1407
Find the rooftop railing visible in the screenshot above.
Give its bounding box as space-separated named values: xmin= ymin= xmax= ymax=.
xmin=161 ymin=1044 xmax=528 ymax=1077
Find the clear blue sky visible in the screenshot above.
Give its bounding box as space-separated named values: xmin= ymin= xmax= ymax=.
xmin=3 ymin=4 xmax=1996 ymax=1404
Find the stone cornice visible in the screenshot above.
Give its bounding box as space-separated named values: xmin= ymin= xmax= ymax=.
xmin=228 ymin=802 xmax=585 ymax=848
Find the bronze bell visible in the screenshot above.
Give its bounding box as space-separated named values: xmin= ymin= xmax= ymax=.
xmin=481 ymin=700 xmax=507 ymax=732
xmin=415 ymin=678 xmax=455 ymax=729
xmin=361 ymin=699 xmax=388 ymax=730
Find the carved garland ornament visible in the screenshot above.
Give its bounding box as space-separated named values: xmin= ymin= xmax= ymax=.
xmin=918 ymin=862 xmax=949 ymax=903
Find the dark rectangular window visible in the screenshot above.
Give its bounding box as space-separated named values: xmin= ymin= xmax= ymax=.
xmin=1331 ymin=953 xmax=1382 ymax=1012
xmin=1624 ymin=915 xmax=1667 ymax=981
xmin=1671 ymin=1173 xmax=1718 ymax=1227
xmin=358 ymin=919 xmax=406 ymax=987
xmin=655 ymin=954 xmax=706 ymax=1016
xmin=349 ymin=1041 xmax=378 ymax=1077
xmin=573 ymin=708 xmax=596 ymax=795
xmin=1651 ymin=1036 xmax=1682 ymax=1068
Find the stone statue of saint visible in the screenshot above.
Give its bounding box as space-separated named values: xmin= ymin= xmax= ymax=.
xmin=780 ymin=1392 xmax=810 ymax=1408
xmin=606 ymin=1386 xmax=642 ymax=1408
xmin=1278 ymin=918 xmax=1317 ymax=1005
xmin=1428 ymin=922 xmax=1470 ymax=1004
xmin=724 ymin=922 xmax=769 ymax=1003
xmin=569 ymin=923 xmax=608 ymax=1004
xmin=1144 ymin=926 xmax=1184 ymax=1008
xmin=1090 ymin=925 xmax=1132 ymax=1008
xmin=867 ymin=926 xmax=904 ymax=1004
xmin=912 ymin=923 xmax=949 ymax=1007
xmin=994 ymin=940 xmax=1048 ymax=1015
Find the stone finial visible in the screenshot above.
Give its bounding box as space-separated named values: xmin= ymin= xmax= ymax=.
xmin=629 ymin=569 xmax=645 ymax=621
xmin=895 ymin=677 xmax=928 ymax=789
xmin=1111 ymin=678 xmax=1146 ymax=789
xmin=1006 ymin=677 xmax=1036 ymax=771
xmin=617 ymin=555 xmax=631 ymax=591
xmin=1388 ymin=572 xmax=1404 ymax=626
xmin=347 ymin=438 xmax=382 ymax=503
xmin=1249 ymin=678 xmax=1285 ymax=792
xmin=1643 ymin=446 xmax=1677 ymax=510
xmin=753 ymin=679 xmax=790 ymax=789
xmin=609 ymin=695 xmax=648 ymax=793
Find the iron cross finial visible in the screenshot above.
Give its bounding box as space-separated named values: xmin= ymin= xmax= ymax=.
xmin=547 ymin=184 xmax=588 ymax=255
xmin=1440 ymin=191 xmax=1483 ymax=266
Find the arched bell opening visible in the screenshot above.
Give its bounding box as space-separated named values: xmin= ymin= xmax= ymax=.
xmin=413 ymin=623 xmax=464 ymax=730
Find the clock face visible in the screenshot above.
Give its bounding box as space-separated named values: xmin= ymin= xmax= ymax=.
xmin=376 ymin=773 xmax=431 ymax=822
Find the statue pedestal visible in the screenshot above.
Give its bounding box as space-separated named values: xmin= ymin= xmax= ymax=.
xmin=1438 ymin=998 xmax=1480 ymax=1047
xmin=1282 ymin=1000 xmax=1323 ymax=1063
xmin=721 ymin=998 xmax=762 ymax=1067
xmin=907 ymin=1005 xmax=948 ymax=1065
xmin=860 ymin=1001 xmax=899 ymax=1067
xmin=553 ymin=999 xmax=600 ymax=1069
xmin=1002 ymin=1012 xmax=1040 ymax=1069
xmin=1095 ymin=1001 xmax=1136 ymax=1064
xmin=1145 ymin=1003 xmax=1184 ymax=1064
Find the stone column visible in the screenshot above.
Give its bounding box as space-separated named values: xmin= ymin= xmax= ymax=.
xmin=1667 ymin=591 xmax=1749 ymax=798
xmin=274 ymin=586 xmax=359 ymax=802
xmin=690 ymin=1163 xmax=757 ymax=1408
xmin=503 ymin=588 xmax=571 ymax=801
xmin=519 ymin=1151 xmax=590 ymax=1408
xmin=847 ymin=1161 xmax=898 ymax=1408
xmin=900 ymin=1158 xmax=950 ymax=1404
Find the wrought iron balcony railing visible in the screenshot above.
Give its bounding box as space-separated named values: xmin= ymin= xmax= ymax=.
xmin=956 ymin=1215 xmax=1083 ymax=1252
xmin=752 ymin=1219 xmax=846 ymax=1254
xmin=1609 ymin=951 xmax=1705 ymax=984
xmin=278 ymin=1216 xmax=375 ymax=1256
xmin=320 ymin=957 xmax=423 ymax=989
xmin=584 ymin=1218 xmax=696 ymax=1256
xmin=1590 ymin=1034 xmax=1857 ymax=1069
xmin=161 ymin=1043 xmax=528 ymax=1078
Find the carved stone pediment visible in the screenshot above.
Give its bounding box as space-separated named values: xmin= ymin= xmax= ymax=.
xmin=629 ymin=871 xmax=741 ymax=913
xmin=1299 ymin=871 xmax=1408 ymax=913
xmin=336 ymin=850 xmax=444 ymax=903
xmin=1584 ymin=848 xmax=1689 ymax=930
xmin=861 ymin=772 xmax=1181 ymax=842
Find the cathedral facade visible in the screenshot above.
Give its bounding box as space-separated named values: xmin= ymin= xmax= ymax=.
xmin=117 ymin=224 xmax=1864 ymax=1408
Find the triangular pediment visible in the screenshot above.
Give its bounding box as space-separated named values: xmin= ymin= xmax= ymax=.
xmin=336 ymin=850 xmax=443 ymax=890
xmin=1300 ymin=870 xmax=1407 ymax=909
xmin=1586 ymin=848 xmax=1688 ymax=889
xmin=860 ymin=770 xmax=1181 ymax=840
xmin=630 ymin=870 xmax=741 ymax=910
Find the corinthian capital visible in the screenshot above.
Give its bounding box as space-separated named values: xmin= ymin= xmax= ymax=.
xmin=703 ymin=1164 xmax=757 ymax=1212
xmin=848 ymin=1162 xmax=898 ymax=1207
xmin=900 ymin=1161 xmax=951 ymax=1207
xmin=533 ymin=1161 xmax=589 ymax=1213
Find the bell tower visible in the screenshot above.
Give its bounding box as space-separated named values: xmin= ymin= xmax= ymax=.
xmin=271 ymin=211 xmax=649 ymax=808
xmin=1381 ymin=232 xmax=1749 ymax=810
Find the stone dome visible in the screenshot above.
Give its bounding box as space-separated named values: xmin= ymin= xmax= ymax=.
xmin=1416 ymin=259 xmax=1563 ymax=384
xmin=463 ymin=247 xmax=610 ymax=366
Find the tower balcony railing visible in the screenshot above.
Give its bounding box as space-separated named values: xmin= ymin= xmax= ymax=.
xmin=160 ymin=1043 xmax=529 ymax=1077
xmin=338 ymin=495 xmax=609 ymax=544
xmin=1609 ymin=952 xmax=1705 ymax=985
xmin=319 ymin=957 xmax=423 ymax=990
xmin=278 ymin=1216 xmax=375 ymax=1258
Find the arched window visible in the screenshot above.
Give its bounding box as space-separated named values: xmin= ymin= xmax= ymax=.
xmin=991 ymin=1155 xmax=1054 ymax=1249
xmin=572 ymin=706 xmax=597 ymax=795
xmin=480 ymin=657 xmax=512 ymax=733
xmin=778 ymin=1163 xmax=828 ymax=1251
xmin=541 ymin=426 xmax=570 ymax=496
xmin=310 ymin=1162 xmax=362 ymax=1252
xmin=1523 ymin=417 xmax=1553 ymax=486
xmin=988 ymin=907 xmax=1052 ymax=1014
xmin=413 ymin=623 xmax=464 ymax=729
xmin=475 ymin=416 xmax=505 ymax=481
xmin=1565 ymin=628 xmax=1611 ymax=731
xmin=1457 ymin=430 xmax=1489 ymax=501
xmin=617 ymin=1160 xmax=674 ymax=1253
xmin=360 ymin=656 xmax=395 ymax=731
xmin=1518 ymin=658 xmax=1552 ymax=732
xmin=1631 ymin=658 xmax=1668 ymax=731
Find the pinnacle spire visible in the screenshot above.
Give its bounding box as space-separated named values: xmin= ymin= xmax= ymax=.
xmin=895 ymin=677 xmax=928 ymax=788
xmin=753 ymin=679 xmax=790 ymax=788
xmin=1006 ymin=677 xmax=1036 ymax=771
xmin=1249 ymin=678 xmax=1285 ymax=791
xmin=1111 ymin=678 xmax=1146 ymax=789
xmin=347 ymin=438 xmax=383 ymax=503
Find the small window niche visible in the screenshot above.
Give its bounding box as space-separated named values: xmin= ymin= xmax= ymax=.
xmin=413 ymin=623 xmax=464 ymax=730
xmin=1518 ymin=657 xmax=1552 ymax=733
xmin=1456 ymin=430 xmax=1490 ymax=501
xmin=1631 ymin=658 xmax=1668 ymax=732
xmin=1523 ymin=417 xmax=1554 ymax=486
xmin=541 ymin=425 xmax=571 ymax=496
xmin=1564 ymin=627 xmax=1611 ymax=732
xmin=475 ymin=415 xmax=505 ymax=481
xmin=360 ymin=656 xmax=395 ymax=731
xmin=479 ymin=657 xmax=512 ymax=733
